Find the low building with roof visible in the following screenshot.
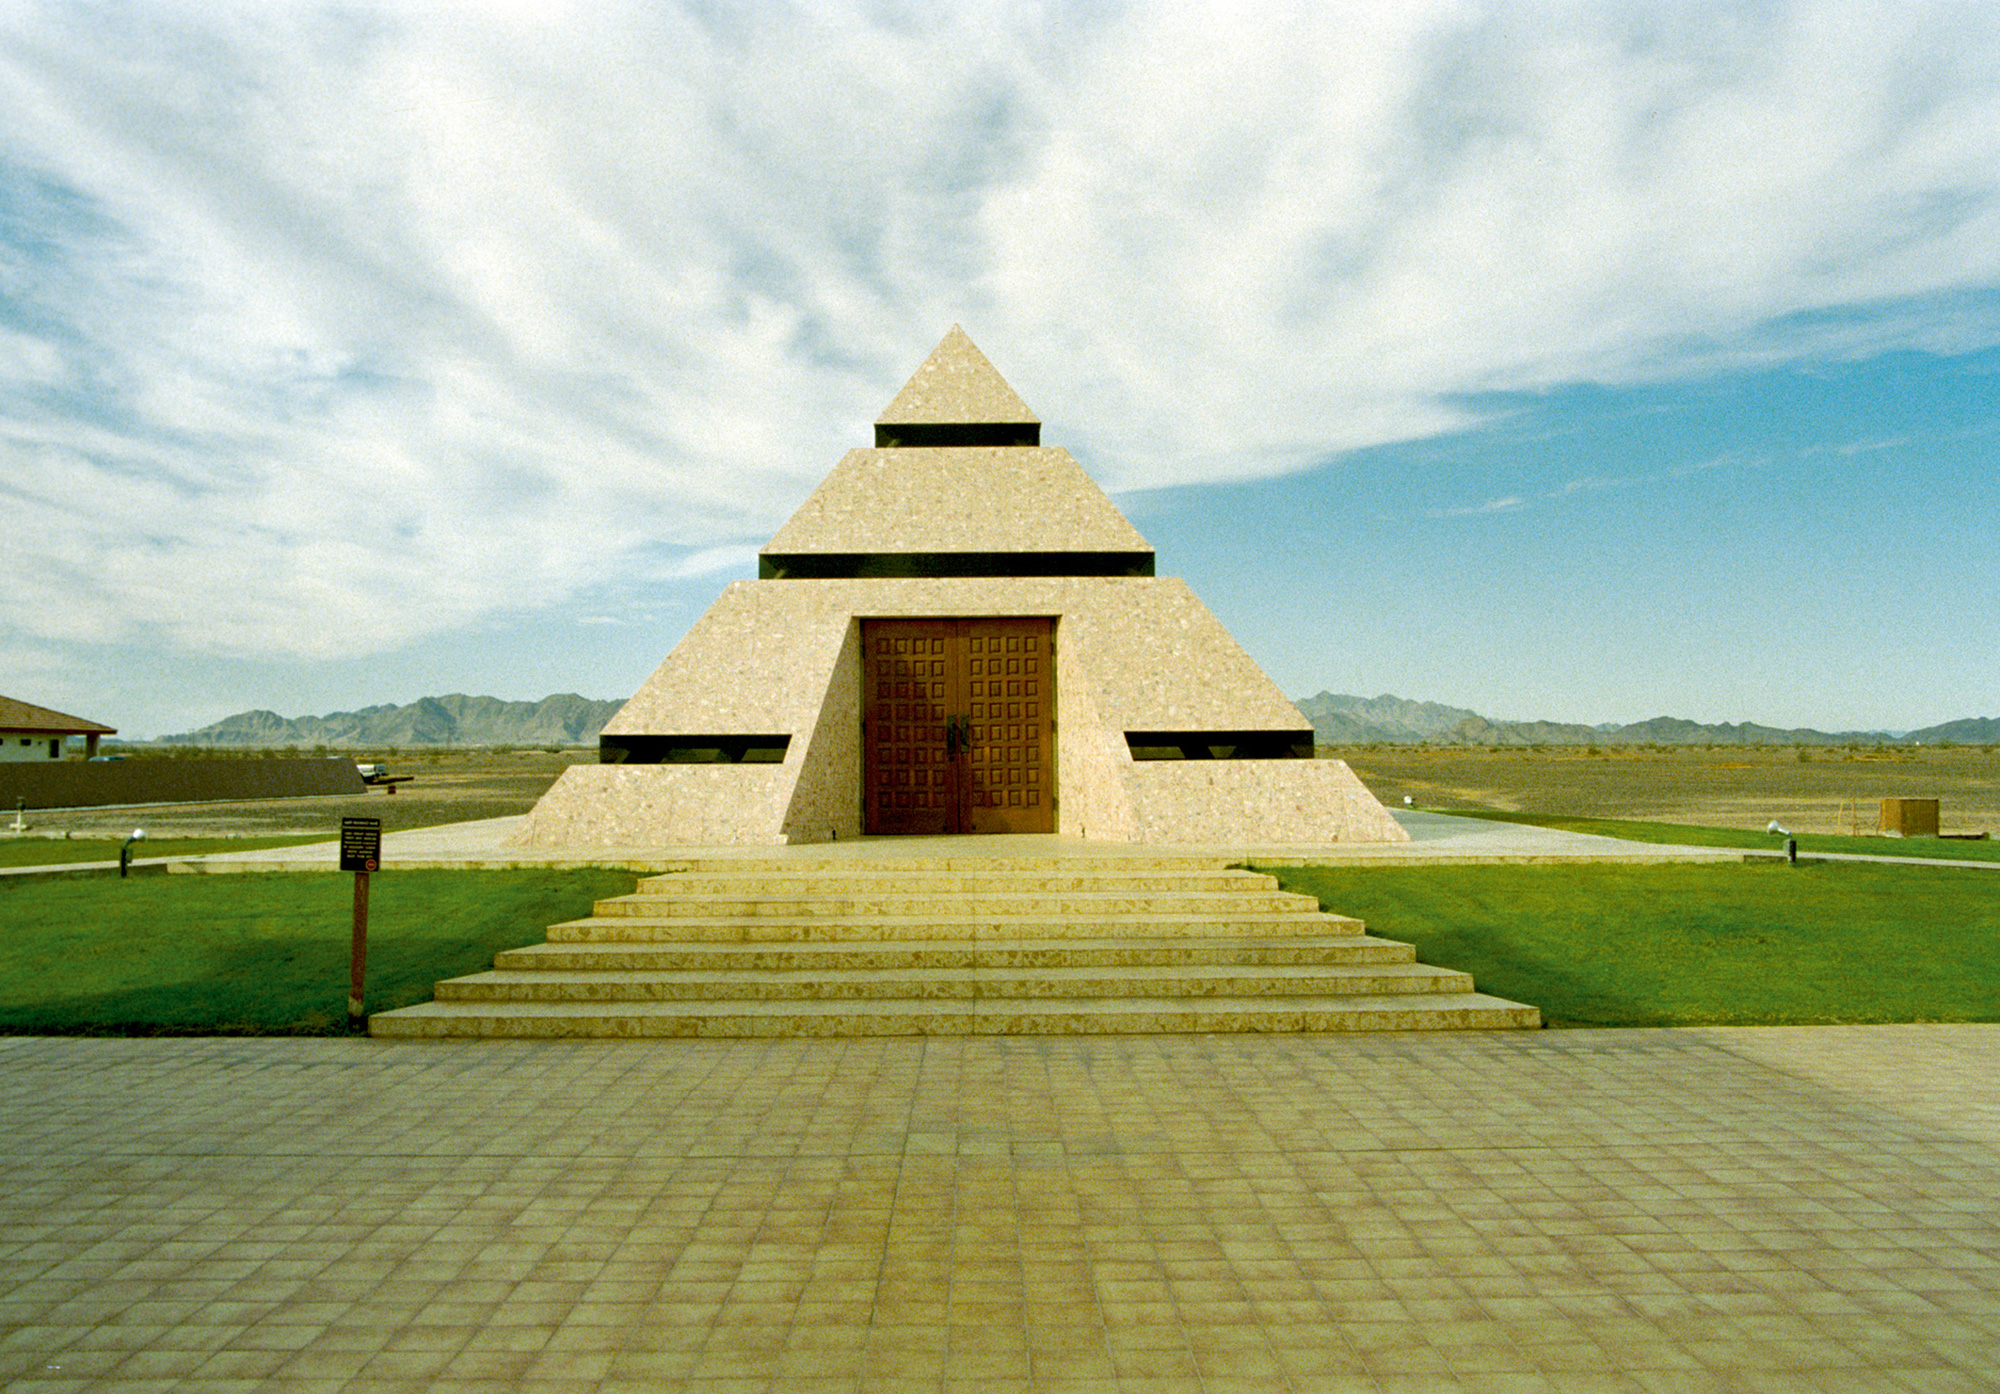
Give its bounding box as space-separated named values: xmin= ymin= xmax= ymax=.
xmin=0 ymin=696 xmax=116 ymax=763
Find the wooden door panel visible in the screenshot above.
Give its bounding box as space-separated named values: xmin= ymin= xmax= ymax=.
xmin=963 ymin=618 xmax=1054 ymax=834
xmin=861 ymin=617 xmax=1055 ymax=836
xmin=862 ymin=620 xmax=956 ymax=835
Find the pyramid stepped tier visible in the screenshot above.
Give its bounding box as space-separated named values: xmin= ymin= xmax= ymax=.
xmin=367 ymin=857 xmax=1541 ymax=1038
xmin=758 ymin=447 xmax=1155 ymax=576
xmin=872 ymin=323 xmax=1040 ymax=447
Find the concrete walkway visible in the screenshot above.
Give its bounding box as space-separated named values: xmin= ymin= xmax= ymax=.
xmin=1 ymin=1025 xmax=1994 ymax=1391
xmin=20 ymin=810 xmax=1993 ymax=879
xmin=30 ymin=810 xmax=1741 ymax=877
xmin=13 ymin=810 xmax=1992 ymax=879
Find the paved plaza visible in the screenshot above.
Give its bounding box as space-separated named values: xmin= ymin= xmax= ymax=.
xmin=29 ymin=808 xmax=1741 ymax=879
xmin=2 ymin=1024 xmax=1996 ymax=1392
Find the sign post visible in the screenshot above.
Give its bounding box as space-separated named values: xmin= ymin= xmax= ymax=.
xmin=340 ymin=817 xmax=382 ymax=1030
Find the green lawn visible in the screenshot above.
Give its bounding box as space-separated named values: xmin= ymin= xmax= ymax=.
xmin=9 ymin=858 xmax=1995 ymax=1035
xmin=0 ymin=835 xmax=334 ymax=869
xmin=1433 ymin=808 xmax=2000 ymax=863
xmin=1266 ymin=860 xmax=2000 ymax=1027
xmin=0 ymin=868 xmax=634 ymax=1034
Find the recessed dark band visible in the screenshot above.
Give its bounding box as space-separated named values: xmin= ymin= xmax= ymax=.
xmin=600 ymin=735 xmax=791 ymax=765
xmin=1125 ymin=731 xmax=1315 ymax=761
xmin=874 ymin=423 xmax=1040 ymax=448
xmin=759 ymin=552 xmax=1155 ymax=580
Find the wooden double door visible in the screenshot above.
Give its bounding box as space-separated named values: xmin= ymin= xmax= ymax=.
xmin=861 ymin=618 xmax=1055 ymax=835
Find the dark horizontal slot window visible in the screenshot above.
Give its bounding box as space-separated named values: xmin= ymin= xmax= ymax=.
xmin=600 ymin=735 xmax=791 ymax=765
xmin=760 ymin=551 xmax=1155 ymax=580
xmin=874 ymin=423 xmax=1040 ymax=448
xmin=1125 ymin=730 xmax=1315 ymax=761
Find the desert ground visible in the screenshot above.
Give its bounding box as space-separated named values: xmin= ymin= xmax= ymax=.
xmin=1341 ymin=742 xmax=1999 ymax=836
xmin=15 ymin=748 xmax=597 ymax=841
xmin=13 ymin=742 xmax=1995 ymax=842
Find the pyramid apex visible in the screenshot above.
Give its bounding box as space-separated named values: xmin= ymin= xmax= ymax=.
xmin=875 ymin=327 xmax=1039 ymax=447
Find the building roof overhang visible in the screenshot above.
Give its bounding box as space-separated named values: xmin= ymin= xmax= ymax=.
xmin=0 ymin=696 xmax=116 ymax=736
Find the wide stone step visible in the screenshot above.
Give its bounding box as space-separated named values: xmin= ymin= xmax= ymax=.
xmin=631 ymin=869 xmax=1283 ymax=896
xmin=592 ymin=889 xmax=1322 ymax=918
xmin=494 ymin=934 xmax=1416 ymax=972
xmin=663 ymin=855 xmax=1238 ymax=875
xmin=367 ymin=852 xmax=1542 ymax=1038
xmin=433 ymin=960 xmax=1470 ymax=1003
xmin=369 ymin=992 xmax=1544 ymax=1038
xmin=546 ymin=911 xmax=1359 ymax=943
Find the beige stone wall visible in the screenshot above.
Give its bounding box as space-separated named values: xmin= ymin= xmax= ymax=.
xmin=511 ymin=765 xmax=794 ymax=847
xmin=1055 ymin=581 xmax=1309 ymax=731
xmin=601 ymin=576 xmax=1310 ymax=742
xmin=778 ymin=621 xmax=864 ymax=843
xmin=1049 ymin=643 xmax=1140 ymax=843
xmin=513 ymin=575 xmax=1405 ymax=847
xmin=761 ymin=448 xmax=1152 ymax=556
xmin=601 ymin=582 xmax=850 ymax=738
xmin=1121 ymin=759 xmax=1410 ymax=845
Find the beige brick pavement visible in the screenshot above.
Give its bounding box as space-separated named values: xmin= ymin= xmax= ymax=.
xmin=1 ymin=1026 xmax=1996 ymax=1392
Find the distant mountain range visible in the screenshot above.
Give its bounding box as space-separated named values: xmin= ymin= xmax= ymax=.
xmin=1295 ymin=692 xmax=2000 ymax=747
xmin=159 ymin=694 xmax=624 ymax=748
xmin=156 ymin=690 xmax=1999 ymax=749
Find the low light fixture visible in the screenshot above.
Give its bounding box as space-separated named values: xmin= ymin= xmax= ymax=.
xmin=1766 ymin=819 xmax=1799 ymax=865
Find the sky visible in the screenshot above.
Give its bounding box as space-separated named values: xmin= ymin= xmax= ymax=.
xmin=3 ymin=0 xmax=1997 ymax=739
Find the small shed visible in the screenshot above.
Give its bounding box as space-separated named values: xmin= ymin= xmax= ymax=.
xmin=0 ymin=696 xmax=117 ymax=762
xmin=1879 ymin=798 xmax=1940 ymax=838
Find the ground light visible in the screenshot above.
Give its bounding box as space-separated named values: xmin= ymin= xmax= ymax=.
xmin=1768 ymin=819 xmax=1799 ymax=863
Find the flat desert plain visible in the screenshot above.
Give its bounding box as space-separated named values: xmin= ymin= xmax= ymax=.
xmin=1342 ymin=743 xmax=1999 ymax=836
xmin=20 ymin=748 xmax=598 ymax=841
xmin=15 ymin=742 xmax=1997 ymax=841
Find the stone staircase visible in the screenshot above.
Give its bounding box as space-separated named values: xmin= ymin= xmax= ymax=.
xmin=368 ymin=855 xmax=1540 ymax=1037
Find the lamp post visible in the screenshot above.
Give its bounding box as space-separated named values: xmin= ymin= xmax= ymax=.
xmin=119 ymin=828 xmax=146 ymax=878
xmin=1767 ymin=820 xmax=1797 ymax=865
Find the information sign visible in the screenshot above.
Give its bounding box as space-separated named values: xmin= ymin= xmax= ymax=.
xmin=340 ymin=816 xmax=382 ymax=873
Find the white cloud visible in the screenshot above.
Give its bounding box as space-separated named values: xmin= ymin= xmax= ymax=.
xmin=1556 ymin=476 xmax=1624 ymax=496
xmin=1434 ymin=494 xmax=1526 ymax=517
xmin=660 ymin=544 xmax=762 ymax=580
xmin=3 ymin=0 xmax=1998 ymax=662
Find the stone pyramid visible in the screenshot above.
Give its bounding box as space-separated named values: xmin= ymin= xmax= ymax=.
xmin=513 ymin=330 xmax=1407 ymax=847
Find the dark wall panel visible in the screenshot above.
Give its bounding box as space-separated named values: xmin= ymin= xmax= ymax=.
xmin=0 ymin=759 xmax=367 ymax=810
